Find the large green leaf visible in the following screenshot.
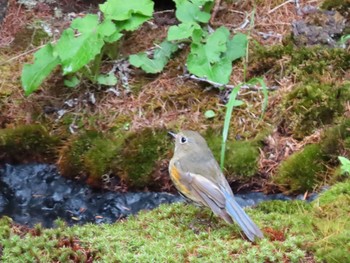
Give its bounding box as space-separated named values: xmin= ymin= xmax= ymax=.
xmin=114 ymin=14 xmax=150 ymax=31
xmin=129 ymin=41 xmax=178 ymax=73
xmin=64 ymin=76 xmax=80 ymax=88
xmin=71 ymin=14 xmax=121 ymax=43
xmin=226 ymin=33 xmax=248 ymax=61
xmin=191 ymin=0 xmax=214 ymax=6
xmin=339 ymin=156 xmax=350 ymax=175
xmin=187 ymin=27 xmax=248 ymax=84
xmin=167 ymin=22 xmax=201 ymax=41
xmin=174 ymin=0 xmax=211 ymax=23
xmin=100 ymin=0 xmax=154 ymax=21
xmin=21 ymin=44 xmax=60 ymax=96
xmin=55 ymin=14 xmax=122 ymax=75
xmin=97 ymin=19 xmax=119 ymax=37
xmin=55 ymin=28 xmax=105 ymax=75
xmin=97 ymin=73 xmax=118 ymax=86
xmin=71 ymin=14 xmax=100 ymax=34
xmin=204 ymin=27 xmax=229 ymax=62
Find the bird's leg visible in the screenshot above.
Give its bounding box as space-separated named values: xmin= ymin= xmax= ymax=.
xmin=190 ymin=209 xmax=216 ymax=227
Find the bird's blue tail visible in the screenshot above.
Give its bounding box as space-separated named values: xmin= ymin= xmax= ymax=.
xmin=223 ymin=191 xmax=263 ymax=242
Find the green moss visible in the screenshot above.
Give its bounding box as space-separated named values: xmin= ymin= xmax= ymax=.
xmin=311 ymin=180 xmax=350 ymax=262
xmin=256 ymin=200 xmax=311 ymax=214
xmin=0 ymin=217 xmax=12 ymax=240
xmin=329 ymin=166 xmax=349 ymax=183
xmin=225 ymin=141 xmax=260 ymax=178
xmin=57 ymin=131 xmax=124 ymax=186
xmin=274 ymin=119 xmax=350 ymax=192
xmin=274 ymin=144 xmax=326 ymax=194
xmin=320 ymin=119 xmax=350 ymax=156
xmin=118 ymin=128 xmax=170 ymax=188
xmin=0 ymin=203 xmax=311 ymax=262
xmin=58 ymin=131 xmax=99 ymax=177
xmin=322 ymin=0 xmax=350 ymax=18
xmin=282 ymin=82 xmax=350 ymax=138
xmin=252 ymin=128 xmax=273 ymax=145
xmin=83 ymin=137 xmax=123 ymax=182
xmin=250 ymin=44 xmax=350 ymax=82
xmin=10 ymin=26 xmax=50 ymax=52
xmin=1 ymin=181 xmax=350 ymax=262
xmin=345 ymin=137 xmax=350 ymax=150
xmin=0 ymin=124 xmax=59 ymax=163
xmin=205 ymin=131 xmax=260 ymax=179
xmin=316 ymin=179 xmax=350 ymax=205
xmin=110 ymin=114 xmax=132 ymax=132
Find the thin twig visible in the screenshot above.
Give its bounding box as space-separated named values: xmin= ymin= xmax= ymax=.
xmin=228 ymin=9 xmax=245 ymax=15
xmin=0 ymin=32 xmax=82 ymax=66
xmin=268 ymin=0 xmax=294 ymax=14
xmin=210 ymin=0 xmax=222 ymax=25
xmin=153 ymin=10 xmax=175 ymax=15
xmin=183 ymin=74 xmax=277 ymax=91
xmin=0 ymin=45 xmax=44 ymax=65
xmin=257 ymin=31 xmax=283 ymax=39
xmin=239 ymin=18 xmax=250 ymax=29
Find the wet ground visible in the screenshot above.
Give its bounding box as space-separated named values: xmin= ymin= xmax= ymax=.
xmin=0 ymin=163 xmax=319 ymax=228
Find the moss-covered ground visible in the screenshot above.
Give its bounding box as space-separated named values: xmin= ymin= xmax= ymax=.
xmin=0 ymin=180 xmax=349 ymax=262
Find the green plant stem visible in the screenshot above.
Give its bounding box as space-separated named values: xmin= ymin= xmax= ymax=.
xmin=243 ymin=8 xmax=256 ymax=82
xmin=92 ymin=47 xmax=105 ymax=81
xmin=220 ymin=84 xmax=242 ymax=169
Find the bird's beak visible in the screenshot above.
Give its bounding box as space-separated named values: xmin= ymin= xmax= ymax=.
xmin=168 ymin=131 xmax=177 ymax=139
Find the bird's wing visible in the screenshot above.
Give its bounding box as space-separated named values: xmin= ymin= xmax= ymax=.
xmin=178 ymin=154 xmax=233 ymax=194
xmin=172 ymin=162 xmax=233 ymax=223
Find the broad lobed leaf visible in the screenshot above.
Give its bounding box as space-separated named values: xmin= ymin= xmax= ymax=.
xmin=187 ymin=27 xmax=248 ymax=84
xmin=167 ymin=22 xmax=201 ymax=41
xmin=55 ymin=28 xmax=105 ymax=75
xmin=100 ymin=0 xmax=154 ymax=21
xmin=97 ymin=73 xmax=118 ymax=86
xmin=129 ymin=41 xmax=178 ymax=73
xmin=174 ymin=0 xmax=211 ymax=23
xmin=21 ymin=44 xmax=60 ymax=96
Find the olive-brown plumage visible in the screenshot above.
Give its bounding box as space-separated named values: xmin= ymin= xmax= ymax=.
xmin=169 ymin=130 xmax=263 ymax=241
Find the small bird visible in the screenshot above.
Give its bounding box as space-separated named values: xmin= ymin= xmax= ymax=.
xmin=168 ymin=130 xmax=263 ymax=242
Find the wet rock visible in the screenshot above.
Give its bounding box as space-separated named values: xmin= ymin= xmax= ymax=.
xmin=292 ymin=9 xmax=346 ymax=47
xmin=0 ymin=164 xmax=319 ymax=228
xmin=0 ymin=164 xmax=183 ymax=227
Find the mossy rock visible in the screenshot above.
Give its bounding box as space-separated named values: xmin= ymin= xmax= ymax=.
xmin=0 ymin=124 xmax=59 ymax=163
xmin=117 ymin=128 xmax=171 ymax=188
xmin=315 ymin=179 xmax=350 ymax=205
xmin=329 ymin=165 xmax=349 ymax=183
xmin=10 ymin=26 xmax=51 ymax=52
xmin=281 ymin=82 xmax=350 ymax=138
xmin=345 ymin=137 xmax=350 ymax=149
xmin=274 ymin=144 xmax=326 ymax=194
xmin=250 ymin=44 xmax=350 ymax=82
xmin=57 ymin=131 xmax=124 ymax=187
xmin=320 ymin=119 xmax=350 ymax=157
xmin=322 ymin=0 xmax=350 ymax=19
xmin=205 ymin=131 xmax=260 ymax=180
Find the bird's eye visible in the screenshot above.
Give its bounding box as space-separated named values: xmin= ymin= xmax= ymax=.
xmin=180 ymin=136 xmax=188 ymax=144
